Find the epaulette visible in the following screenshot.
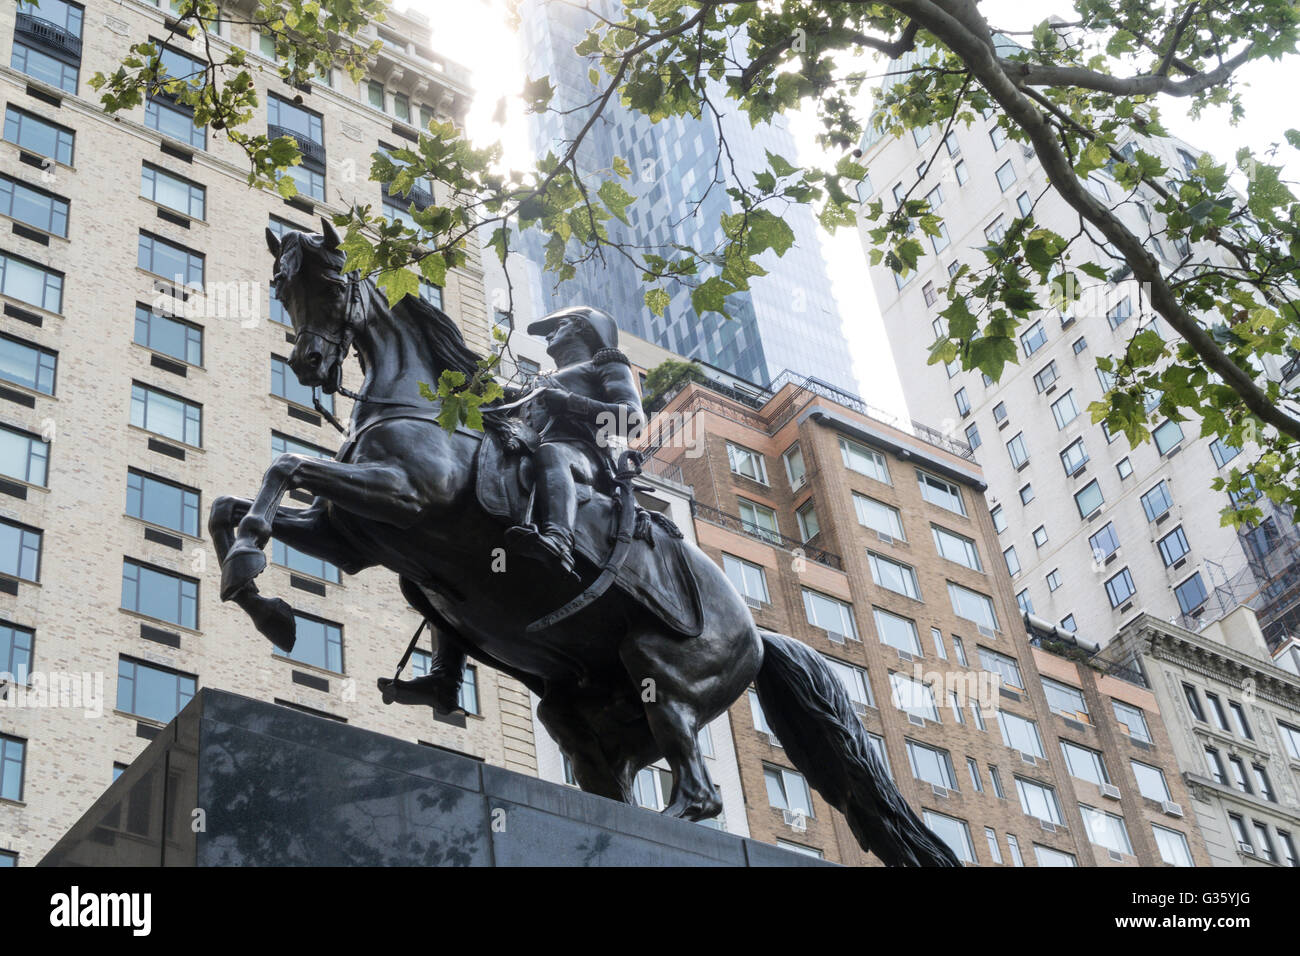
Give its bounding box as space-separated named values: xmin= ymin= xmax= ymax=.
xmin=592 ymin=347 xmax=630 ymax=367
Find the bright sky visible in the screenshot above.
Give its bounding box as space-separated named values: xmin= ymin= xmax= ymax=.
xmin=410 ymin=0 xmax=1294 ymax=419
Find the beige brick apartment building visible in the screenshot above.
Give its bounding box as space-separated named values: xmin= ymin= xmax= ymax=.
xmin=0 ymin=0 xmax=541 ymax=865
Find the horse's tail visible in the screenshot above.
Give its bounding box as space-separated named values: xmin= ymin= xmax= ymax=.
xmin=755 ymin=629 xmax=961 ymax=867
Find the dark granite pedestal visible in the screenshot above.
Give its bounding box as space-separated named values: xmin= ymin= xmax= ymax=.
xmin=40 ymin=689 xmax=829 ymax=867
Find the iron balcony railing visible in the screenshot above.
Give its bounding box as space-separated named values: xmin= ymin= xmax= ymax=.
xmin=691 ymin=501 xmax=842 ymax=571
xmin=267 ymin=124 xmax=327 ymax=169
xmin=15 ymin=13 xmax=82 ymax=60
xmin=382 ymin=178 xmax=434 ymax=211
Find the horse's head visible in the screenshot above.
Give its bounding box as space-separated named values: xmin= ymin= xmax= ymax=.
xmin=265 ymin=217 xmax=357 ymax=394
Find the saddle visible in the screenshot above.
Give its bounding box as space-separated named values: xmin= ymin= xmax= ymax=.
xmin=475 ymin=425 xmax=704 ymax=638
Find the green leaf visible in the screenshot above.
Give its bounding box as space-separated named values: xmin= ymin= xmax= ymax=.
xmin=645 ymin=287 xmax=670 ymax=316
xmin=597 ymin=179 xmax=636 ymax=225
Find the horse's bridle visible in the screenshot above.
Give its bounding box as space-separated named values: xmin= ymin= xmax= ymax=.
xmin=310 ymin=271 xmax=366 ymax=432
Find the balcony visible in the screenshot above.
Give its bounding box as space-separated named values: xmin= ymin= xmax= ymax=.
xmin=691 ymin=501 xmax=842 ymax=571
xmin=14 ymin=12 xmax=82 ymax=61
xmin=382 ymin=178 xmax=433 ymax=212
xmin=268 ymin=124 xmax=326 ymax=169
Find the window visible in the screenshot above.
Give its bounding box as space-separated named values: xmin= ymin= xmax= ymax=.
xmin=890 ymin=672 xmax=939 ymax=721
xmin=418 ymin=281 xmax=443 ymax=309
xmin=764 ymin=764 xmax=813 ymax=817
xmin=907 ymin=740 xmax=957 ymax=789
xmin=145 ymin=47 xmax=206 ymax=148
xmin=1060 ymin=614 xmax=1077 ymax=633
xmin=966 ymin=759 xmax=983 ymax=793
xmin=954 ymin=159 xmax=969 ymax=185
xmin=12 ymin=0 xmax=83 ymax=92
xmin=1227 ymin=755 xmax=1252 ymax=794
xmin=978 ymin=646 xmax=1023 ymax=688
xmin=726 ymin=442 xmax=767 ymax=484
xmin=990 ymin=505 xmax=1006 ymax=533
xmin=1104 ymin=567 xmax=1136 ymax=608
xmin=267 ymin=94 xmax=326 ymax=199
xmin=1210 ymin=438 xmax=1240 ymax=469
xmin=1046 ymin=569 xmax=1061 ymax=592
xmin=989 ymin=125 xmax=1007 ymax=149
xmin=965 ymin=423 xmax=981 ymax=450
xmin=1061 ymin=741 xmax=1109 ymax=785
xmin=872 ymin=607 xmax=921 ymax=654
xmin=121 ymin=559 xmax=197 ymax=628
xmin=930 ymin=222 xmax=951 ymax=253
xmin=1016 ymin=777 xmax=1062 ymax=824
xmin=0 ymin=333 xmax=56 ymax=394
xmin=131 ymin=383 xmax=201 ymax=446
xmin=140 ymin=164 xmax=205 ymax=220
xmin=1051 ymin=391 xmax=1079 ymax=430
xmin=917 ymin=471 xmax=965 ymax=515
xmin=276 ymin=613 xmax=344 ymax=673
xmin=1107 ymin=297 xmax=1132 ymax=329
xmin=839 ymin=437 xmax=890 ymax=483
xmin=912 ymin=126 xmax=932 ymax=147
xmin=1006 ymin=433 xmax=1028 ymax=469
xmin=366 ymin=80 xmax=385 ymax=110
xmin=1280 ymin=721 xmax=1300 ymax=761
xmin=411 ymin=652 xmax=478 ymax=715
xmin=1112 ymin=700 xmax=1151 ymax=743
xmin=1033 ymin=361 xmax=1059 ymax=393
xmin=989 ymin=765 xmax=1005 ymax=798
xmin=0 ymin=174 xmax=68 ymax=237
xmin=1152 ymin=824 xmax=1194 ymax=866
xmin=1033 ymin=844 xmax=1077 ymax=867
xmin=1020 ymin=483 xmax=1035 ymax=505
xmin=138 ymin=232 xmax=204 ymax=286
xmin=1080 ymin=804 xmax=1132 ymax=855
xmin=1229 ymin=701 xmax=1253 ymax=740
xmin=1016 ymin=589 xmax=1033 ymax=614
xmin=853 ymin=494 xmax=905 ymax=540
xmin=802 ymin=589 xmax=858 ymax=641
xmin=127 ymin=469 xmax=199 ymax=537
xmin=795 ymin=501 xmax=820 ymax=542
xmin=0 ymin=620 xmax=33 ymax=684
xmin=1155 ymin=526 xmax=1191 ymax=567
xmin=1074 ymin=480 xmax=1104 ymax=518
xmin=868 ymin=552 xmax=920 ymax=600
xmin=1253 ymin=822 xmax=1277 ymax=862
xmin=944 ymin=131 xmax=960 ymax=156
xmin=116 ymin=656 xmax=195 ymax=724
xmin=1175 ymin=572 xmax=1208 ymax=614
xmin=1006 ymin=833 xmax=1023 ymax=866
xmin=134 ymin=305 xmax=202 ymax=366
xmin=1016 ymin=191 xmax=1033 ymax=217
xmin=826 ymin=657 xmax=873 ymax=710
xmin=722 ymin=554 xmax=769 ymax=605
xmin=1089 ymin=522 xmax=1120 ymax=561
xmin=923 ymin=811 xmax=976 ymax=863
xmin=953 ymin=636 xmax=968 ymax=667
xmin=1003 ymin=546 xmax=1020 ymax=576
xmin=1153 ymin=419 xmax=1184 ymax=455
xmin=1182 ymin=683 xmax=1206 ymax=722
xmin=994 ymin=159 xmax=1016 ymax=192
xmin=948 ymin=582 xmax=998 ymax=633
xmin=1131 ymin=760 xmax=1171 ymax=802
xmin=272 ymin=540 xmax=339 ymax=584
xmin=1280 ymin=831 xmax=1299 ymax=868
xmin=0 ymin=249 xmax=63 ymax=312
xmin=748 ymin=690 xmax=774 ymax=736
xmin=1073 ymin=336 xmax=1088 ymax=354
xmin=992 ymin=402 xmax=1008 ymax=424
xmin=1020 ymin=320 xmax=1046 ymax=356
xmin=1042 ymin=676 xmax=1087 ymax=719
xmin=782 ymin=445 xmax=806 ymax=489
xmin=0 ymin=518 xmax=41 ymax=582
xmin=3 ymin=105 xmax=75 ymax=164
xmin=954 ymin=387 xmax=970 ymax=416
xmin=0 ymin=733 xmax=26 ymax=801
xmin=932 ymin=525 xmax=981 ymax=570
xmin=1116 ymin=457 xmax=1133 ymax=480
xmin=272 ymin=355 xmax=331 ymax=412
xmin=737 ymin=499 xmax=780 ymax=544
xmin=998 ymin=711 xmax=1044 ymax=758
xmin=271 ymin=431 xmax=332 ymax=460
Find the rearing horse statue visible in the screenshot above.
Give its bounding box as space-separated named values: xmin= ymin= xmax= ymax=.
xmin=209 ymin=218 xmax=959 ymax=867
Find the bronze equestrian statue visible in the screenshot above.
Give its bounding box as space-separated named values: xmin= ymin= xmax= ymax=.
xmin=208 ymin=218 xmax=959 ymax=866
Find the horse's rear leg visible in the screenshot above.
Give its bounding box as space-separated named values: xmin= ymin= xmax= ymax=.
xmin=619 ymin=633 xmax=722 ymax=821
xmin=537 ymin=694 xmax=635 ymax=804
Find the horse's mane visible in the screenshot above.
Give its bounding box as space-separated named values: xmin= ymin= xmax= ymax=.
xmin=273 ymin=228 xmax=482 ymax=381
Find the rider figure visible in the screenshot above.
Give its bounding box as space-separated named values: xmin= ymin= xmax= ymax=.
xmin=505 ymin=306 xmax=646 ymax=579
xmin=381 ymin=306 xmax=645 ymax=713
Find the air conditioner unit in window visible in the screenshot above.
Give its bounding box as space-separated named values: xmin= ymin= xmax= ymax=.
xmin=744 ymin=595 xmax=763 ymax=610
xmin=908 ymin=714 xmax=926 ymax=727
xmin=897 ymin=649 xmax=914 ymax=663
xmin=1100 ymin=783 xmax=1122 ymax=800
xmin=931 ymin=784 xmax=948 ymax=798
xmin=825 ymin=630 xmax=846 ymax=645
xmin=789 ymin=476 xmax=806 ymax=492
xmin=783 ymin=809 xmax=808 ymax=832
xmin=1107 ymin=849 xmax=1124 ymax=863
xmin=851 ymin=701 xmax=869 ymax=717
xmin=977 ymin=625 xmax=996 ymax=639
xmin=1020 ymin=752 xmax=1036 ymax=766
xmin=1040 ymin=820 xmax=1056 ymax=833
xmin=876 ymin=531 xmax=894 ymax=546
xmin=1161 ymin=801 xmax=1183 ymax=818
xmin=1238 ymin=842 xmax=1255 ymax=855
xmin=766 ymin=733 xmax=783 ymax=749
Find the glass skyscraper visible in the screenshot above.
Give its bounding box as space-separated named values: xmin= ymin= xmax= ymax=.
xmin=515 ymin=0 xmax=857 ymax=391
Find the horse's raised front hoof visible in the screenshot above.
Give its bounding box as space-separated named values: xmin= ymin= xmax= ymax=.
xmin=220 ymin=545 xmax=268 ymax=601
xmin=248 ymin=596 xmax=296 ymax=652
